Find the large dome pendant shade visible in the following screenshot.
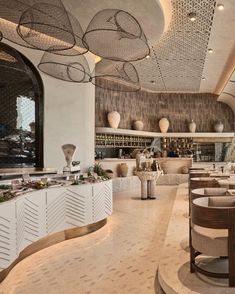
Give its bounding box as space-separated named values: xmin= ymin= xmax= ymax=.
xmin=0 ymin=0 xmax=88 ymax=54
xmin=38 ymin=49 xmax=91 ymax=83
xmin=91 ymin=59 xmax=141 ymax=92
xmin=83 ymin=9 xmax=150 ymax=62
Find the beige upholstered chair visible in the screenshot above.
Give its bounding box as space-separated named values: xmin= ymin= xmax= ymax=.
xmin=189 ymin=177 xmax=220 ymax=191
xmin=189 ymin=167 xmax=206 ymax=171
xmin=191 ymin=187 xmax=227 ymax=202
xmin=189 ymin=177 xmax=220 ymax=205
xmin=189 ymin=170 xmax=210 ymax=179
xmin=190 ymin=196 xmax=235 ymax=287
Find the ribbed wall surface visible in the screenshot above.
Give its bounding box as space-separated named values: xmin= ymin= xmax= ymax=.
xmin=95 ymin=86 xmax=234 ymax=132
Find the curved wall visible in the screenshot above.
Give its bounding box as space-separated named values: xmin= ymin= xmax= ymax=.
xmin=218 ymin=70 xmax=235 ymax=116
xmin=96 ymin=86 xmax=235 ymax=132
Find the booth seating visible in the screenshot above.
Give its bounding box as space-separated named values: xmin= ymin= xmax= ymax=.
xmin=190 ymin=196 xmax=235 ymax=287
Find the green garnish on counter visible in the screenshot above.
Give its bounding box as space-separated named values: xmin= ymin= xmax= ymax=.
xmin=0 ymin=185 xmax=11 ymax=190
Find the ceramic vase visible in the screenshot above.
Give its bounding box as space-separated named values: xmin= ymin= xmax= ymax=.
xmin=133 ymin=120 xmax=144 ymax=131
xmin=159 ymin=118 xmax=169 ymax=133
xmin=181 ymin=166 xmax=189 ymax=174
xmin=162 ymin=150 xmax=168 ymax=158
xmin=107 ymin=111 xmax=120 ymax=129
xmin=105 ymin=169 xmax=114 ymax=178
xmin=118 ymin=163 xmax=128 ymax=177
xmin=214 ymin=121 xmax=224 ymax=133
xmin=189 ymin=120 xmax=196 ymax=133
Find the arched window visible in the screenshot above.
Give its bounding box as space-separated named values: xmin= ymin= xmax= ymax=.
xmin=0 ymin=42 xmax=43 ymax=168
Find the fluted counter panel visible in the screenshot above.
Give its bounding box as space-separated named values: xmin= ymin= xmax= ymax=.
xmin=0 ymin=180 xmax=112 ymax=274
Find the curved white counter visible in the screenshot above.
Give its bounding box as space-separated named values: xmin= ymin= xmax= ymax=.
xmin=0 ymin=180 xmax=112 ymax=281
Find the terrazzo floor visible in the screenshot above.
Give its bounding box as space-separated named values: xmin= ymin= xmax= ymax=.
xmin=0 ymin=185 xmax=176 ymax=294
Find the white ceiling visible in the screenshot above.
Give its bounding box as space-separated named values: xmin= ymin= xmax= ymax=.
xmin=64 ymin=0 xmax=235 ymax=94
xmin=0 ymin=0 xmax=234 ymax=95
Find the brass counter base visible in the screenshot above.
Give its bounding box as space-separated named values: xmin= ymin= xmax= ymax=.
xmin=0 ymin=218 xmax=107 ymax=283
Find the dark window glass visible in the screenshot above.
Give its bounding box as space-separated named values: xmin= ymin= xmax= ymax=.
xmin=0 ymin=43 xmax=43 ymax=168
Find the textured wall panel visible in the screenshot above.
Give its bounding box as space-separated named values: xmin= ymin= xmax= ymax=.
xmin=92 ymin=181 xmax=113 ymax=223
xmin=0 ymin=181 xmax=113 ymax=273
xmin=46 ymin=186 xmax=93 ymax=233
xmin=16 ymin=190 xmax=47 ymax=254
xmin=46 ymin=188 xmax=66 ymax=234
xmin=95 ymin=87 xmax=234 ymax=132
xmin=66 ymin=186 xmax=93 ymax=226
xmin=0 ymin=202 xmax=16 ymax=270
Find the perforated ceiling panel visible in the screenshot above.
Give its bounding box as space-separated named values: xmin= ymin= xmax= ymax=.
xmin=135 ymin=0 xmax=216 ymax=92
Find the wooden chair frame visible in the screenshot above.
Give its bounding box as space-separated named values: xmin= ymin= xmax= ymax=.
xmin=190 ymin=197 xmax=235 ymax=287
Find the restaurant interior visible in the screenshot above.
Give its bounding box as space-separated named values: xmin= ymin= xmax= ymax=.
xmin=0 ymin=0 xmax=235 ymax=293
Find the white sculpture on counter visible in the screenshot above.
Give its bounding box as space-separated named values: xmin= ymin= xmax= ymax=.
xmin=136 ymin=149 xmax=153 ymax=171
xmin=62 ymin=144 xmax=76 ymax=174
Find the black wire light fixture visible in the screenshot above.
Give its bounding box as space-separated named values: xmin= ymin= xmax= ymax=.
xmin=91 ymin=59 xmax=141 ymax=92
xmin=0 ymin=0 xmax=88 ymax=54
xmin=83 ymin=9 xmax=150 ymax=62
xmin=38 ymin=48 xmax=91 ymax=83
xmin=0 ymin=4 xmax=148 ymax=90
xmin=0 ymin=0 xmax=33 ymax=49
xmin=52 ymin=11 xmax=88 ymax=56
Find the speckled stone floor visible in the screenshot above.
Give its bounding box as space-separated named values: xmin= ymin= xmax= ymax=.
xmin=0 ymin=185 xmax=176 ymax=294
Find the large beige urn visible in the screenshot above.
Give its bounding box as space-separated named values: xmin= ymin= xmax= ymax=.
xmin=214 ymin=121 xmax=224 ymax=133
xmin=118 ymin=163 xmax=128 ymax=177
xmin=189 ymin=120 xmax=196 ymax=133
xmin=107 ymin=111 xmax=120 ymax=129
xmin=159 ymin=118 xmax=169 ymax=133
xmin=133 ymin=120 xmax=144 ymax=131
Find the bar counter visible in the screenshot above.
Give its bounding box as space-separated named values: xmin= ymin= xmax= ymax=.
xmin=96 ymin=157 xmax=193 ymax=177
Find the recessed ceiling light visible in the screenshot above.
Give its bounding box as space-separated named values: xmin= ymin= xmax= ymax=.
xmin=208 ymin=48 xmax=213 ymax=53
xmin=188 ymin=12 xmax=197 ymax=22
xmin=217 ymin=4 xmax=224 ymax=10
xmin=146 ymin=55 xmax=150 ymax=59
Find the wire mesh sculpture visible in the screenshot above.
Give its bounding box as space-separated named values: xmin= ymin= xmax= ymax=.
xmin=50 ymin=11 xmax=88 ymax=56
xmin=38 ymin=48 xmax=91 ymax=83
xmin=0 ymin=0 xmax=88 ymax=54
xmin=83 ymin=9 xmax=150 ymax=62
xmin=0 ymin=0 xmax=33 ymax=49
xmin=91 ymin=59 xmax=141 ymax=92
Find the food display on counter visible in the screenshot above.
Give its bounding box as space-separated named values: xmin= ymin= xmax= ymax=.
xmin=0 ymin=166 xmax=111 ymax=203
xmin=0 ymin=184 xmax=16 ymax=202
